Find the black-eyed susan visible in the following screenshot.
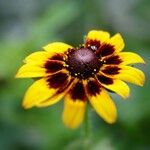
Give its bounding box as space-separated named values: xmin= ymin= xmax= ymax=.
xmin=16 ymin=30 xmax=145 ymax=128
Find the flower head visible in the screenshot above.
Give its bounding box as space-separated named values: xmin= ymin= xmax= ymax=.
xmin=16 ymin=30 xmax=145 ymax=128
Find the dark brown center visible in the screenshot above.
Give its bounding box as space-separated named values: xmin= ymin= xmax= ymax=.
xmin=66 ymin=48 xmax=102 ymax=79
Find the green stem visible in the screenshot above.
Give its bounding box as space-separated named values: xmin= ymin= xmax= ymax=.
xmin=84 ymin=106 xmax=89 ymax=138
xmin=83 ymin=106 xmax=90 ymax=150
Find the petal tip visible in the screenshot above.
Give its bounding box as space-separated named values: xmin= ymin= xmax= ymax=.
xmin=125 ymin=88 xmax=130 ymax=97
xmin=122 ymin=92 xmax=130 ymax=99
xmin=15 ymin=73 xmax=19 ymax=78
xmin=15 ymin=69 xmax=25 ymax=78
xmin=137 ymin=56 xmax=145 ymax=64
xmin=15 ymin=72 xmax=23 ymax=78
xmin=142 ymin=59 xmax=146 ymax=64
xmin=122 ymin=95 xmax=129 ymax=100
xmin=22 ymin=101 xmax=33 ymax=109
xmin=107 ymin=118 xmax=117 ymax=124
xmin=138 ymin=73 xmax=145 ymax=87
xmin=103 ymin=113 xmax=117 ymax=124
xmin=110 ymin=33 xmax=125 ymax=52
xmin=138 ymin=81 xmax=145 ymax=87
xmin=15 ymin=72 xmax=24 ymax=78
xmin=62 ymin=116 xmax=81 ymax=129
xmin=22 ymin=95 xmax=35 ymax=109
xmin=63 ymin=123 xmax=80 ymax=129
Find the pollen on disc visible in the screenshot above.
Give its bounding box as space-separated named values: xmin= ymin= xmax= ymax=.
xmin=66 ymin=48 xmax=102 ymax=78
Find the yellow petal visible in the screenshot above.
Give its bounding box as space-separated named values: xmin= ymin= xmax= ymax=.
xmin=24 ymin=51 xmax=50 ymax=64
xmin=109 ymin=33 xmax=125 ymax=52
xmin=23 ymin=70 xmax=71 ymax=108
xmin=118 ymin=52 xmax=145 ymax=65
xmin=103 ymin=79 xmax=130 ymax=98
xmin=115 ymin=66 xmax=145 ymax=86
xmin=62 ymin=95 xmax=86 ymax=129
xmin=16 ymin=50 xmax=65 ymax=78
xmin=86 ymin=30 xmax=110 ymax=43
xmin=16 ymin=51 xmax=49 ymax=78
xmin=43 ymin=42 xmax=73 ymax=53
xmin=15 ymin=64 xmax=46 ymax=78
xmin=83 ymin=79 xmax=117 ymax=124
xmin=96 ymin=72 xmax=130 ymax=98
xmin=36 ymin=76 xmax=73 ymax=107
xmin=22 ymin=78 xmax=58 ymax=109
xmin=88 ymin=89 xmax=117 ymax=124
xmin=36 ymin=92 xmax=65 ymax=107
xmin=62 ymin=79 xmax=87 ymax=129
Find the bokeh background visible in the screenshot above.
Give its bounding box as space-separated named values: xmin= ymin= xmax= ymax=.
xmin=0 ymin=0 xmax=150 ymax=149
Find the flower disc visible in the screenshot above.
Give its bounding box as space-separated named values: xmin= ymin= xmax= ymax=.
xmin=66 ymin=48 xmax=102 ymax=78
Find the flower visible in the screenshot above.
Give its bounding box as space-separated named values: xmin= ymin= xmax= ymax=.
xmin=16 ymin=30 xmax=145 ymax=128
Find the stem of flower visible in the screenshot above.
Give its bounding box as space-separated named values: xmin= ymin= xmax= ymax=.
xmin=83 ymin=105 xmax=90 ymax=149
xmin=84 ymin=106 xmax=89 ymax=138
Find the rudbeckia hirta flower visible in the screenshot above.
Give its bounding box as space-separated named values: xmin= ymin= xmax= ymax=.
xmin=16 ymin=30 xmax=145 ymax=128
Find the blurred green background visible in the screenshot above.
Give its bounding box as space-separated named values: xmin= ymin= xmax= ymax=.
xmin=0 ymin=0 xmax=150 ymax=149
